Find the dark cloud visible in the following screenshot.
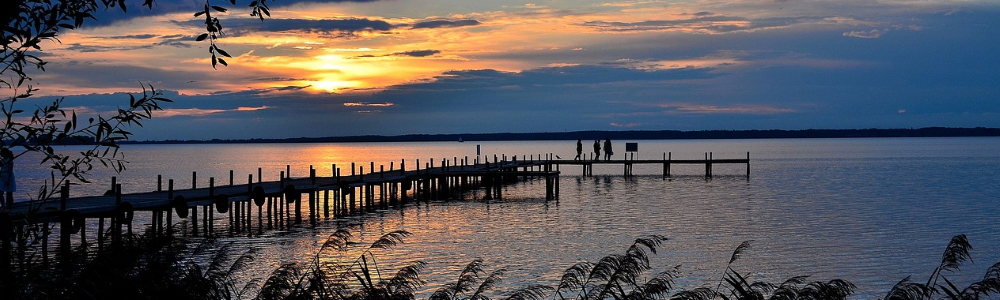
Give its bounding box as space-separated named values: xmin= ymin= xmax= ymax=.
xmin=193 ymin=18 xmax=395 ymax=36
xmin=252 ymin=77 xmax=305 ymax=82
xmin=381 ymin=65 xmax=718 ymax=95
xmin=103 ymin=34 xmax=159 ymax=39
xmin=392 ymin=50 xmax=441 ymax=57
xmin=581 ymin=15 xmax=824 ymax=33
xmin=81 ymin=0 xmax=391 ymax=27
xmin=355 ymin=50 xmax=441 ymax=58
xmin=64 ymin=43 xmax=155 ymax=53
xmin=63 ymin=33 xmax=193 ymax=52
xmin=412 ymin=19 xmax=481 ymax=29
xmin=274 ymin=85 xmax=311 ymax=91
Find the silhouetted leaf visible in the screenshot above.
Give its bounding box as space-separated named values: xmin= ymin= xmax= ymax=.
xmin=216 ymin=47 xmax=231 ymax=57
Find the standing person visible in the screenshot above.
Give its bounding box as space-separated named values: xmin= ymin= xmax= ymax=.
xmin=574 ymin=139 xmax=583 ymax=160
xmin=593 ymin=140 xmax=601 ymax=161
xmin=604 ymin=139 xmax=614 ymax=160
xmin=0 ymin=148 xmax=14 ymax=207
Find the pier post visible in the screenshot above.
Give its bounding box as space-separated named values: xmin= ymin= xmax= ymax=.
xmin=281 ymin=171 xmax=287 ymax=228
xmin=59 ymin=182 xmax=71 ymax=266
xmin=545 ymin=175 xmax=553 ymax=200
xmin=310 ymin=167 xmax=317 ymax=224
xmin=706 ymin=152 xmax=713 ymax=178
xmin=323 ymin=190 xmax=330 ymax=219
xmin=210 ymin=177 xmax=217 ymax=234
xmin=310 ymin=190 xmax=317 ymax=227
xmin=191 ymin=200 xmax=198 ymax=236
xmin=746 ymin=152 xmax=751 ymax=178
xmin=167 ymin=179 xmax=174 ymax=237
xmin=246 ymin=194 xmax=253 ymax=234
xmin=665 ymin=152 xmax=672 ymax=177
xmin=202 ymin=204 xmax=209 ymax=237
xmin=97 ymin=217 xmax=105 ymax=252
xmin=349 ymin=185 xmax=356 ymax=214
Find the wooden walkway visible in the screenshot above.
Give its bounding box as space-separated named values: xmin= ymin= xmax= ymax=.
xmin=0 ymin=152 xmax=749 ymax=269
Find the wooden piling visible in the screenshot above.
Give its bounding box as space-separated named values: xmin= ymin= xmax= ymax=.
xmin=746 ymin=152 xmax=751 ymax=178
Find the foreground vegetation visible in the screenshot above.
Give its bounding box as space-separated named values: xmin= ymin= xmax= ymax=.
xmin=2 ymin=229 xmax=998 ymax=300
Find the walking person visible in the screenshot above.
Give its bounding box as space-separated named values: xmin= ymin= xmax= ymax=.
xmin=0 ymin=147 xmax=14 ymax=208
xmin=593 ymin=140 xmax=601 ymax=161
xmin=604 ymin=139 xmax=614 ymax=160
xmin=574 ymin=139 xmax=583 ymax=160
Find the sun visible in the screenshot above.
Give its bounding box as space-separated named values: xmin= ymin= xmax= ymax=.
xmin=312 ymin=77 xmax=361 ymax=93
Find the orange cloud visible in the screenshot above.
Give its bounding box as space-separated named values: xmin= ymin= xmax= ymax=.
xmin=158 ymin=106 xmax=271 ymax=118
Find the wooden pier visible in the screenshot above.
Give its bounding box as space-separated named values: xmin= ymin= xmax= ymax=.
xmin=0 ymin=152 xmax=748 ymax=270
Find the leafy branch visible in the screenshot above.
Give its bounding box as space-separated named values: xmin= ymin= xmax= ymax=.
xmin=193 ymin=0 xmax=274 ymax=69
xmin=1 ymin=83 xmax=171 ymax=201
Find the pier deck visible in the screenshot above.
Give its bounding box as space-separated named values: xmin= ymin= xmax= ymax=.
xmin=0 ymin=152 xmax=749 ymax=268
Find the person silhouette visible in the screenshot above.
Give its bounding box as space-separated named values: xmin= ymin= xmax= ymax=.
xmin=593 ymin=140 xmax=601 ymax=161
xmin=0 ymin=147 xmax=14 ymax=207
xmin=604 ymin=139 xmax=614 ymax=160
xmin=574 ymin=139 xmax=583 ymax=160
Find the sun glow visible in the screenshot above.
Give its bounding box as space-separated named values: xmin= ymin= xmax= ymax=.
xmin=313 ymin=77 xmax=361 ymax=92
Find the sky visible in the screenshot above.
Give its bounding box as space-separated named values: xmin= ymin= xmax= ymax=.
xmin=21 ymin=0 xmax=1000 ymax=140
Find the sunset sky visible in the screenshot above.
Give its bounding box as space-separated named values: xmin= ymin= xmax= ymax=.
xmin=25 ymin=0 xmax=1000 ymax=140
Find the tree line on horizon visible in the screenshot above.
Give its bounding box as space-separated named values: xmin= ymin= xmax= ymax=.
xmin=123 ymin=127 xmax=1000 ymax=144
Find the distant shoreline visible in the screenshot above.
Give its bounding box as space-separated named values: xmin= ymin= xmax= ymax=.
xmin=125 ymin=127 xmax=1000 ymax=144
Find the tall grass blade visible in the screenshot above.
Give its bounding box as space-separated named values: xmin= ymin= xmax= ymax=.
xmin=505 ymin=285 xmax=554 ymax=300
xmin=940 ymin=234 xmax=973 ymax=273
xmin=369 ymin=230 xmax=412 ymax=251
xmin=884 ymin=276 xmax=930 ymax=300
xmin=730 ymin=240 xmax=753 ymax=265
xmin=671 ymin=287 xmax=718 ymax=300
xmin=555 ymin=261 xmax=594 ymax=300
xmin=469 ymin=268 xmax=505 ymax=300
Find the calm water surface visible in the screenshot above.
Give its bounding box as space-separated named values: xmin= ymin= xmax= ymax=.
xmin=17 ymin=137 xmax=1000 ymax=299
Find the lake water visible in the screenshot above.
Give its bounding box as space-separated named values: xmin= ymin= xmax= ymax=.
xmin=14 ymin=137 xmax=1000 ymax=299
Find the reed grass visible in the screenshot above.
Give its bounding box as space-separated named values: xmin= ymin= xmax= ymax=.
xmin=2 ymin=230 xmax=999 ymax=300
